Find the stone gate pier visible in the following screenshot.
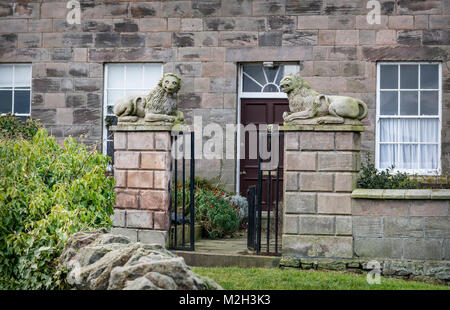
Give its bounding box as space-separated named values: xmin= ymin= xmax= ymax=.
xmin=281 ymin=124 xmax=363 ymax=258
xmin=109 ymin=125 xmax=173 ymax=246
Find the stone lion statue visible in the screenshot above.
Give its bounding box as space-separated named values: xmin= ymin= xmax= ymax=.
xmin=280 ymin=73 xmax=368 ymax=125
xmin=113 ymin=73 xmax=183 ymax=125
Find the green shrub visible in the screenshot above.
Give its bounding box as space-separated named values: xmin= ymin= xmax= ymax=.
xmin=0 ymin=129 xmax=116 ymax=289
xmin=171 ymin=177 xmax=243 ymax=238
xmin=357 ymin=153 xmax=419 ymax=189
xmin=194 ymin=189 xmax=240 ymax=239
xmin=0 ymin=113 xmax=42 ymax=141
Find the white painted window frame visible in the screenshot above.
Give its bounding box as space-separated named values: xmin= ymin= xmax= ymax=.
xmin=0 ymin=63 xmax=32 ymax=118
xmin=102 ymin=63 xmax=163 ymax=156
xmin=236 ymin=62 xmax=299 ymax=193
xmin=375 ymin=61 xmax=442 ymax=175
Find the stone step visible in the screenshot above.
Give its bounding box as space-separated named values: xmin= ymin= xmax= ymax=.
xmin=173 ymin=251 xmax=281 ymax=268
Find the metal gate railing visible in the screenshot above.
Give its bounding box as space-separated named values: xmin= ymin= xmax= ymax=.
xmin=169 ymin=131 xmax=195 ymax=251
xmin=247 ymin=130 xmax=283 ymax=255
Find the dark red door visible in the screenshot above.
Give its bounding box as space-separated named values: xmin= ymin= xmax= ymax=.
xmin=240 ymin=98 xmax=289 ymax=210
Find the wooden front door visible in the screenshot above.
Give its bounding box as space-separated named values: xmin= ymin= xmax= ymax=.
xmin=240 ymin=98 xmax=289 ymax=210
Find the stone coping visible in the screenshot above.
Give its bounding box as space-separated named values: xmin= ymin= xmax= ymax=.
xmin=110 ymin=124 xmax=192 ymax=132
xmin=280 ymin=124 xmax=364 ymax=132
xmin=351 ymin=188 xmax=450 ymax=200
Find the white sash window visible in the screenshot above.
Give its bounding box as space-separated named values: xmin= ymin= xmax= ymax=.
xmin=376 ymin=62 xmax=441 ymax=174
xmin=0 ymin=64 xmax=32 ymax=121
xmin=103 ymin=63 xmax=163 ymax=159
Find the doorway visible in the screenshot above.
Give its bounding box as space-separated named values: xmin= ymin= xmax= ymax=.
xmin=239 ymin=98 xmax=288 ymax=209
xmin=185 ymin=63 xmax=299 ymax=256
xmin=236 ymin=62 xmax=299 ymax=199
xmin=236 ymin=62 xmax=298 ymax=255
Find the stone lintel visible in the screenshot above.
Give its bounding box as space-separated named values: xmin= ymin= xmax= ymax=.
xmin=280 ymin=124 xmax=364 ymax=132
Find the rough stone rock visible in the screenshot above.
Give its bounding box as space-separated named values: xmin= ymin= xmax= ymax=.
xmin=58 ymin=229 xmax=222 ymax=290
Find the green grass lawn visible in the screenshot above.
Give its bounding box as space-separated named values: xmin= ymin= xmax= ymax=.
xmin=193 ymin=267 xmax=450 ymax=290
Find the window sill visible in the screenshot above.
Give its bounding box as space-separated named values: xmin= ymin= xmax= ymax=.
xmin=351 ymin=188 xmax=450 ymax=200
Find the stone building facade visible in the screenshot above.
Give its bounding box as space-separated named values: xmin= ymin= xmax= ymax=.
xmin=0 ymin=0 xmax=449 ymax=192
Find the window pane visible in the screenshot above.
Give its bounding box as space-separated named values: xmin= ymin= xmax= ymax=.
xmin=243 ymin=65 xmax=266 ymax=86
xmin=264 ymin=66 xmax=279 ymax=83
xmin=420 ymin=144 xmax=438 ymax=170
xmin=125 ymin=90 xmax=146 ymax=97
xmin=14 ymin=65 xmax=31 ymax=87
xmin=380 ymin=65 xmax=398 ymax=89
xmin=420 ymin=119 xmax=439 ymax=143
xmin=380 ymin=91 xmax=398 ymax=115
xmin=144 ymin=64 xmax=162 ymax=89
xmin=107 ymin=65 xmax=124 ymax=88
xmin=400 ymin=64 xmax=418 ymax=89
xmin=14 ymin=90 xmax=30 ymax=114
xmin=107 ymin=130 xmax=114 ymax=140
xmin=243 ymin=74 xmax=262 ymax=92
xmin=380 ymin=144 xmax=397 ymax=169
xmin=125 ymin=64 xmax=143 ymax=89
xmin=262 ymin=84 xmax=279 ymax=92
xmin=107 ymin=140 xmax=114 ymax=162
xmin=107 ymin=90 xmax=125 ymax=107
xmin=0 ymin=90 xmax=12 ymax=113
xmin=0 ymin=65 xmax=13 ymax=88
xmin=380 ymin=119 xmax=398 ymax=142
xmin=105 ymin=116 xmax=117 ymax=128
xmin=400 ymin=91 xmax=418 ymax=115
xmin=399 ymin=119 xmax=418 ymax=142
xmin=420 ymin=91 xmax=438 ymax=115
xmin=398 ymin=144 xmax=418 ymax=169
xmin=420 ymin=64 xmax=439 ymax=89
xmin=107 ymin=105 xmax=114 ymax=115
xmin=276 ymin=66 xmax=285 ymax=85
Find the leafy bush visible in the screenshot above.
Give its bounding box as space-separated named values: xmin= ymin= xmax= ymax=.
xmin=357 ymin=153 xmax=419 ymax=189
xmin=171 ymin=177 xmax=215 ymax=212
xmin=0 ymin=129 xmax=116 ymax=289
xmin=195 ymin=189 xmax=240 ymax=239
xmin=0 ymin=113 xmax=42 ymax=141
xmin=171 ymin=177 xmax=244 ymax=238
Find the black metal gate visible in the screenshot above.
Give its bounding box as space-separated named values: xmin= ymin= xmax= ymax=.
xmin=169 ymin=131 xmax=195 ymax=251
xmin=247 ymin=130 xmax=283 ymax=255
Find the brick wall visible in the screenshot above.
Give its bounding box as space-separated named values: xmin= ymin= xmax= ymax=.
xmin=282 ymin=126 xmax=362 ymax=258
xmin=353 ymin=197 xmax=450 ymax=260
xmin=1 ymin=1 xmax=449 ymax=189
xmin=111 ymin=128 xmax=171 ymax=245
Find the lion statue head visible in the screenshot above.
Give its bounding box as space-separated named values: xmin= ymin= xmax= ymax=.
xmin=280 ymin=73 xmax=311 ymax=95
xmin=158 ymin=73 xmax=181 ymax=94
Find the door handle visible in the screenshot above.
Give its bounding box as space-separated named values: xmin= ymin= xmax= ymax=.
xmin=240 ymin=171 xmax=246 ymax=176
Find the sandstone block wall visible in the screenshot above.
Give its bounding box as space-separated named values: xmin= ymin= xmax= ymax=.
xmin=282 ymin=128 xmax=362 ymax=258
xmin=111 ymin=129 xmax=171 ymax=245
xmin=352 ymin=197 xmax=450 ymax=261
xmin=1 ymin=1 xmax=449 ymax=190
